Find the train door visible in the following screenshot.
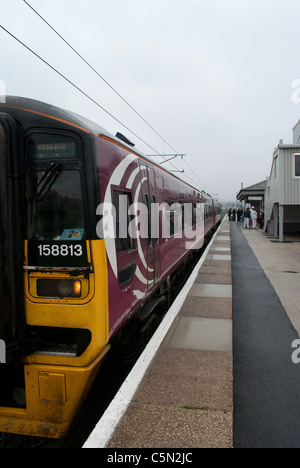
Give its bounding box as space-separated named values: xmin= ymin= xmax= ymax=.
xmin=0 ymin=114 xmax=26 ymax=357
xmin=142 ymin=163 xmax=158 ymax=291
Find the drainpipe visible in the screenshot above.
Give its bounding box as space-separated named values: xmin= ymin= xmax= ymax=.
xmin=279 ymin=205 xmax=284 ymax=243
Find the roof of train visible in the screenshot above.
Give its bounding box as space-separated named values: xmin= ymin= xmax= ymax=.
xmin=1 ymin=96 xmax=111 ymax=136
xmin=0 ymin=96 xmax=215 ymax=201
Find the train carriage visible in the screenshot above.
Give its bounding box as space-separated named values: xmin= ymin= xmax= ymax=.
xmin=0 ymin=97 xmax=222 ymax=438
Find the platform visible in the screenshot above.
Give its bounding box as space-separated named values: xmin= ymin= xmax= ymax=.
xmin=84 ymin=219 xmax=233 ymax=449
xmin=232 ymin=222 xmax=300 ymax=448
xmin=238 ymin=227 xmax=300 ymax=335
xmin=84 ymin=219 xmax=300 ymax=449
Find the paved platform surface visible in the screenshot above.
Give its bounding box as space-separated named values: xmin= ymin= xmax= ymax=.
xmin=232 ymin=222 xmax=300 ymax=448
xmin=84 ymin=219 xmax=300 ymax=449
xmin=105 ymin=220 xmax=233 ymax=449
xmin=240 ymin=226 xmax=300 ymax=335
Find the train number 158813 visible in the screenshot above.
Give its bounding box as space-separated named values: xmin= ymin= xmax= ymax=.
xmin=38 ymin=244 xmax=83 ymax=257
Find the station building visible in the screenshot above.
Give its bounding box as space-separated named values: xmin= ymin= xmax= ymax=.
xmin=265 ymin=121 xmax=300 ymax=242
xmin=237 ymin=120 xmax=300 ymax=242
xmin=236 ymin=180 xmax=267 ymax=212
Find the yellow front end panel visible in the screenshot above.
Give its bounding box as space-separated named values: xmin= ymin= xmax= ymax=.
xmin=0 ymin=347 xmax=110 ymax=438
xmin=0 ymin=240 xmax=110 ymax=438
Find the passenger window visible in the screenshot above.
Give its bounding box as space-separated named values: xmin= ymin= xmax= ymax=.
xmin=112 ymin=191 xmax=135 ymax=253
xmin=144 ymin=194 xmax=152 ymax=247
xmin=192 ymin=203 xmax=197 ymax=227
xmin=181 ymin=203 xmax=185 ymax=232
xmin=152 ymin=195 xmax=159 ymax=244
xmin=167 ymin=201 xmax=181 ymax=237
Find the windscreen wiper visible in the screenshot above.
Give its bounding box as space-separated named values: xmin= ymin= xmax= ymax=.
xmin=30 ymin=162 xmax=62 ymax=202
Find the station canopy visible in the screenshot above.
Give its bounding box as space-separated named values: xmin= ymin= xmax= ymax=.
xmin=236 ymin=180 xmax=268 ymax=208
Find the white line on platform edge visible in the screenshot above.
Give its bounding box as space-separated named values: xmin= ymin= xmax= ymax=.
xmin=83 ymin=218 xmax=227 ymax=449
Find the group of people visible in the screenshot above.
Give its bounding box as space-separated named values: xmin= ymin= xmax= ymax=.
xmin=228 ymin=207 xmax=264 ymax=230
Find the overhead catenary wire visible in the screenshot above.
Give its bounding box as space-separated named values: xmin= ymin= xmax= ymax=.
xmin=0 ymin=24 xmax=163 ymax=156
xmin=1 ymin=25 xmax=190 ymax=179
xmin=0 ymin=25 xmax=189 ymax=179
xmin=0 ymin=23 xmax=215 ymax=195
xmin=182 ymin=158 xmax=217 ymax=197
xmin=22 ymin=0 xmax=181 ymax=157
xmin=2 ymin=10 xmax=212 ymax=193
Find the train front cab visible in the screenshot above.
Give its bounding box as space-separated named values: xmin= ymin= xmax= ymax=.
xmin=0 ymin=114 xmax=110 ymax=438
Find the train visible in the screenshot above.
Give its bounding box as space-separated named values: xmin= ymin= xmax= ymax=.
xmin=0 ymin=96 xmax=222 ymax=438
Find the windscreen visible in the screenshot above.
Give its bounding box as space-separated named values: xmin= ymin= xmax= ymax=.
xmin=27 ymin=169 xmax=85 ymax=242
xmin=27 ymin=134 xmax=88 ymax=267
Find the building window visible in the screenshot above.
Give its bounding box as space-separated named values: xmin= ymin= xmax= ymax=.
xmin=294 ymin=154 xmax=300 ymax=178
xmin=274 ymin=156 xmax=278 ymax=180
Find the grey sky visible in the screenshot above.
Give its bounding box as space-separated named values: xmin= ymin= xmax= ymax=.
xmin=2 ymin=0 xmax=300 ymax=201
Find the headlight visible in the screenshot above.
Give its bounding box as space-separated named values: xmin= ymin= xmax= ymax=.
xmin=57 ymin=280 xmax=74 ymax=297
xmin=37 ymin=279 xmax=82 ymax=298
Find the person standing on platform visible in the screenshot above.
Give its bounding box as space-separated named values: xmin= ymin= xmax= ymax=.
xmin=251 ymin=207 xmax=258 ymax=229
xmin=237 ymin=208 xmax=243 ymax=222
xmin=244 ymin=208 xmax=251 ymax=229
xmin=259 ymin=209 xmax=265 ymax=229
